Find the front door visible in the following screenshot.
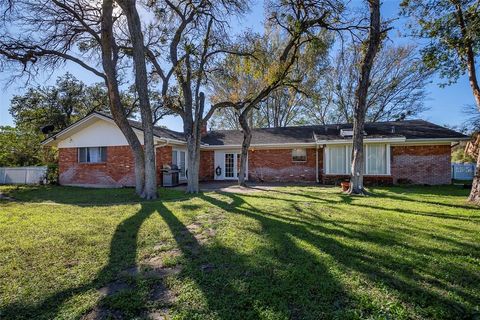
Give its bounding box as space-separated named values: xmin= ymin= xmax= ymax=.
xmin=214 ymin=150 xmax=247 ymax=181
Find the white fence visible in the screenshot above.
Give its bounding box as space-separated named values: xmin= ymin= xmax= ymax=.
xmin=0 ymin=166 xmax=47 ymax=185
xmin=451 ymin=163 xmax=476 ymax=180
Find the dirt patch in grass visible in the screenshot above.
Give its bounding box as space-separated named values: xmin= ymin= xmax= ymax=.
xmin=83 ymin=252 xmax=183 ymax=319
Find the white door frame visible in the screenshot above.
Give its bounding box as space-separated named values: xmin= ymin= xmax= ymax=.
xmin=172 ymin=148 xmax=187 ymax=181
xmin=214 ymin=150 xmax=248 ymax=181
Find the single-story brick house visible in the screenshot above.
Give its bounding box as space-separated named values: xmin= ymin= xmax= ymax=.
xmin=42 ymin=112 xmax=469 ymax=187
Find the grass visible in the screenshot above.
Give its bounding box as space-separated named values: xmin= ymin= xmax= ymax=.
xmin=0 ymin=185 xmax=479 ymax=319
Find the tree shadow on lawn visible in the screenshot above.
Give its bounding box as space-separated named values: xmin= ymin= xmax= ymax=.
xmin=1 ymin=188 xmax=479 ymax=319
xmin=250 ymin=184 xmax=479 ymax=211
xmin=1 ymin=196 xmax=351 ymax=319
xmin=0 ymin=185 xmax=187 ymax=206
xmin=199 ymin=192 xmax=480 ymax=319
xmin=0 ymin=203 xmax=171 ymax=319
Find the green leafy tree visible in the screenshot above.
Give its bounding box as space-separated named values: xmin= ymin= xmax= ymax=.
xmin=210 ymin=28 xmax=331 ymax=129
xmin=10 ymin=73 xmax=110 ymax=133
xmin=402 ymin=0 xmax=480 ymax=203
xmin=0 ymin=126 xmax=55 ymax=167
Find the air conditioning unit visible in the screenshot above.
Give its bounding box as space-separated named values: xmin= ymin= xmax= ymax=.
xmin=340 ymin=129 xmax=354 ymax=137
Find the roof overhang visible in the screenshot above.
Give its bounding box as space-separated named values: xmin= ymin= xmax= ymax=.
xmin=41 ymin=112 xmax=186 ymax=147
xmin=315 ymin=137 xmax=407 ymax=145
xmin=395 ymin=137 xmax=471 ymax=145
xmin=201 ymin=142 xmax=318 ymax=150
xmin=200 ymin=136 xmax=470 ymax=149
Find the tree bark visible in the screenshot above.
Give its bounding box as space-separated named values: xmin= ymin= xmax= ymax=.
xmin=454 ymin=2 xmax=480 ymax=203
xmin=348 ymin=0 xmax=382 ymax=195
xmin=185 ymin=133 xmax=201 ymax=193
xmin=117 ymin=0 xmax=157 ymax=199
xmin=101 ymin=0 xmax=145 ymax=196
xmin=238 ymin=112 xmax=252 ymax=187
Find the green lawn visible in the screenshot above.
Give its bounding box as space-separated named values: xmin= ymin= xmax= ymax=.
xmin=0 ymin=185 xmax=479 ymax=320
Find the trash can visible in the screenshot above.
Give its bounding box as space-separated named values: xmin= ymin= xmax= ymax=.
xmin=162 ymin=164 xmax=180 ymax=187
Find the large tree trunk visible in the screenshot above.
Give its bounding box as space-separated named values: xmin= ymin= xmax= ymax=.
xmin=469 ymin=152 xmax=480 ymax=203
xmin=238 ymin=111 xmax=251 ymax=187
xmin=101 ymin=0 xmax=145 ymax=196
xmin=454 ymin=2 xmax=480 ymax=203
xmin=186 ymin=134 xmax=201 ymax=193
xmin=348 ymin=0 xmax=382 ymax=195
xmin=118 ymin=0 xmax=157 ymax=199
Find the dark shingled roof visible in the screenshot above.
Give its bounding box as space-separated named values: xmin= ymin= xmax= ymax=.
xmin=201 ymin=120 xmax=468 ymax=146
xmin=95 ymin=112 xmax=185 ymax=141
xmin=127 ymin=118 xmax=185 ymax=141
xmin=94 ymin=112 xmax=468 ymax=145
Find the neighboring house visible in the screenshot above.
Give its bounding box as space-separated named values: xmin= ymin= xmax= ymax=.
xmin=42 ymin=112 xmax=469 ymax=187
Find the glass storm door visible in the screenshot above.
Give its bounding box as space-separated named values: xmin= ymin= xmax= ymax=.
xmin=225 ymin=153 xmax=235 ymax=178
xmin=172 ymin=150 xmax=187 ymax=179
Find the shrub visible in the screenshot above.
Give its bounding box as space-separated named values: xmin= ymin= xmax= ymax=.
xmin=46 ymin=163 xmax=59 ymax=185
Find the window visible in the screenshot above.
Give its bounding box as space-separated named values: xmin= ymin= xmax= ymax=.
xmin=225 ymin=153 xmax=235 ymax=178
xmin=366 ymin=144 xmax=387 ymax=175
xmin=292 ymin=148 xmax=307 ymax=162
xmin=78 ymin=147 xmax=107 ymax=163
xmin=327 ymin=145 xmax=347 ymax=174
xmin=326 ymin=144 xmax=389 ymax=175
xmin=172 ymin=150 xmax=187 ymax=178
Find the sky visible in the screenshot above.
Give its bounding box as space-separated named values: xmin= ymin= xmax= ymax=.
xmin=0 ymin=0 xmax=476 ymax=132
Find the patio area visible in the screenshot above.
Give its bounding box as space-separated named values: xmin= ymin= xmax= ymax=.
xmin=172 ymin=181 xmax=321 ymax=193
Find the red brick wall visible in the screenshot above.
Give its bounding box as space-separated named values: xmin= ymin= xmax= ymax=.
xmin=156 ymin=146 xmax=173 ymax=184
xmin=58 ymin=144 xmax=452 ymax=187
xmin=248 ymin=148 xmax=320 ymax=182
xmin=58 ymin=146 xmax=136 ymax=187
xmin=322 ymin=174 xmax=393 ymax=186
xmin=391 ymin=145 xmax=451 ymax=185
xmin=200 ymin=150 xmax=214 ymax=181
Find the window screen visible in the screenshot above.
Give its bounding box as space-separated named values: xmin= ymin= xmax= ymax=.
xmin=292 ymin=148 xmax=307 ymax=162
xmin=326 ymin=144 xmax=388 ymax=175
xmin=366 ymin=144 xmax=387 ymax=174
xmin=78 ymin=147 xmax=107 ymax=163
xmin=327 ymin=146 xmax=347 ymax=174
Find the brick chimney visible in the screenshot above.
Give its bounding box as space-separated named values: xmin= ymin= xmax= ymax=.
xmin=200 ymin=121 xmax=208 ymax=137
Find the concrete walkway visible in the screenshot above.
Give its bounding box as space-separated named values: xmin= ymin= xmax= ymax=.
xmin=173 ymin=181 xmax=320 ymax=193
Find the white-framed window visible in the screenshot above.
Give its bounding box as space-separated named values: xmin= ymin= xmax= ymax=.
xmin=326 ymin=145 xmax=347 ymax=174
xmin=325 ymin=144 xmax=390 ymax=175
xmin=78 ymin=147 xmax=107 ymax=163
xmin=292 ymin=148 xmax=307 ymax=162
xmin=366 ymin=144 xmax=387 ymax=175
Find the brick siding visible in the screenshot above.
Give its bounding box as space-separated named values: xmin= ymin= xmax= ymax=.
xmin=391 ymin=145 xmax=451 ymax=185
xmin=57 ymin=144 xmax=452 ymax=187
xmin=200 ymin=150 xmax=214 ymax=181
xmin=58 ymin=146 xmax=136 ymax=187
xmin=156 ymin=145 xmax=173 ymax=185
xmin=322 ymin=174 xmax=393 ymax=186
xmin=248 ymin=148 xmax=320 ymax=182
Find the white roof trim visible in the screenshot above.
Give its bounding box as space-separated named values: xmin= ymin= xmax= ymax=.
xmin=200 ymin=136 xmax=468 ymax=149
xmin=42 ymin=112 xmax=187 ymax=147
xmin=315 ymin=137 xmax=406 ymax=145
xmin=201 ymin=142 xmax=318 ymax=150
xmin=41 ymin=113 xmax=135 ymax=146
